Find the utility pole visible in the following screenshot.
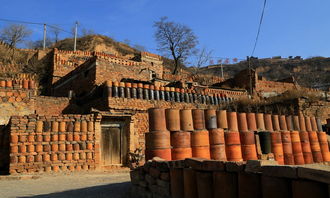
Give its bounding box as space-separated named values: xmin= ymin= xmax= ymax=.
xmin=43 ymin=24 xmax=46 ymax=50
xmin=220 ymin=63 xmax=224 ymax=79
xmin=247 ymin=56 xmax=253 ymax=96
xmin=74 ymin=21 xmax=78 ymax=51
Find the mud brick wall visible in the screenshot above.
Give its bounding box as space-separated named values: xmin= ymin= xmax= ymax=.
xmin=130 ymin=158 xmax=330 ymax=198
xmin=7 ymin=114 xmax=101 ymax=174
xmin=52 ymin=58 xmax=97 ymax=97
xmin=256 ymin=80 xmax=296 ymax=96
xmin=95 ymin=59 xmax=158 ymax=83
xmin=52 ymin=49 xmax=93 ymax=84
xmin=33 ymin=96 xmax=74 ymax=115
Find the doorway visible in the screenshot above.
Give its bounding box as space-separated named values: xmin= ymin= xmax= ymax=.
xmin=101 ymin=118 xmax=128 ymax=166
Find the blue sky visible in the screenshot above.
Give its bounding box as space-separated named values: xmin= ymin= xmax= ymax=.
xmin=0 ymin=0 xmax=329 ymax=62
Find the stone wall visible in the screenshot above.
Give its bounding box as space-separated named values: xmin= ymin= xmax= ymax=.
xmin=5 ymin=114 xmax=101 ymax=174
xmin=130 ymin=158 xmax=330 ymax=198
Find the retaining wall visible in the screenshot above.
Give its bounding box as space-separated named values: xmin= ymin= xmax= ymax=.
xmin=130 ymin=158 xmax=330 ymax=198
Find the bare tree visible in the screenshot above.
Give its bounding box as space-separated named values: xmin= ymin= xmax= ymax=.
xmin=50 ymin=26 xmax=61 ymax=43
xmin=26 ymin=38 xmax=53 ymax=49
xmin=81 ymin=28 xmax=95 ymax=37
xmin=154 ymin=17 xmax=198 ymax=74
xmin=0 ymin=24 xmax=32 ymax=47
xmin=195 ymin=48 xmax=213 ymax=68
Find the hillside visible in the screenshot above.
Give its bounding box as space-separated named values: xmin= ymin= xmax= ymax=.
xmin=53 ymin=35 xmax=140 ymax=58
xmin=198 ymin=57 xmax=330 ymax=89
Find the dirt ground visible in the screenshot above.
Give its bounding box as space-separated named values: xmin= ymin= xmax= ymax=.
xmin=0 ymin=170 xmax=131 ymax=198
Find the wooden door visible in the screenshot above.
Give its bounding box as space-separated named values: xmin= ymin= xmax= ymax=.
xmin=102 ymin=123 xmax=127 ymax=165
xmin=101 ymin=124 xmax=122 ymax=165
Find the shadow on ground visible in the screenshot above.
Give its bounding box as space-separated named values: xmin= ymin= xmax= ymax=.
xmin=18 ymin=182 xmax=131 ymax=198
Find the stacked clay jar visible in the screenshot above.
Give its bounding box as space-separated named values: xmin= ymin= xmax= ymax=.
xmin=145 ymin=107 xmax=330 ymax=164
xmin=167 ymin=109 xmax=192 ymax=160
xmin=145 ymin=108 xmax=172 ymax=161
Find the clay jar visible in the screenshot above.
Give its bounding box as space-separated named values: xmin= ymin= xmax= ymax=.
xmin=227 ymin=111 xmax=238 ymax=132
xmin=285 ymin=115 xmax=294 ymax=131
xmin=237 ymin=113 xmax=248 ymax=132
xmin=256 ymin=113 xmax=265 ymax=131
xmin=298 ymin=113 xmax=306 ymax=132
xmin=299 ymin=131 xmax=313 ymax=164
xmin=318 ymin=132 xmax=330 ymax=162
xmin=292 ymin=116 xmax=300 ymax=131
xmin=165 ymin=109 xmax=180 ymax=131
xmin=305 ymin=117 xmax=312 ymax=132
xmin=225 ymin=131 xmax=243 ymax=161
xmin=192 ymin=109 xmax=205 ymax=130
xmin=204 ymin=109 xmax=217 ymax=130
xmin=216 ymin=110 xmax=228 ymax=129
xmin=240 ymin=131 xmax=258 ymax=161
xmin=290 ymin=131 xmax=305 ymax=165
xmin=270 ymin=132 xmax=284 ymax=165
xmin=180 ymin=109 xmax=194 ymax=131
xmin=148 ymin=108 xmax=167 ymax=131
xmin=279 ymin=115 xmax=288 ymax=131
xmin=191 ymin=130 xmax=210 ymax=159
xmin=308 ymin=131 xmax=323 ymax=163
xmin=171 ymin=131 xmax=192 ymax=160
xmin=281 ymin=131 xmax=295 ymax=165
xmin=258 ymin=131 xmax=271 ymax=154
xmin=264 ymin=114 xmax=273 ymax=131
xmin=145 ymin=131 xmax=171 ymax=161
xmin=246 ymin=113 xmax=257 ymax=131
xmin=310 ymin=116 xmax=318 ymax=132
xmin=271 ymin=115 xmax=280 ymax=131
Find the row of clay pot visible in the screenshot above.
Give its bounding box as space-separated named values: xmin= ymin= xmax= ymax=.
xmin=0 ymin=79 xmax=36 ymax=89
xmin=225 ymin=111 xmax=323 ymax=133
xmin=259 ymin=130 xmax=330 ymax=165
xmin=145 ymin=128 xmax=259 ymax=162
xmin=35 ymin=120 xmax=94 ymax=133
xmin=106 ymin=81 xmax=233 ymax=105
xmin=146 ymin=108 xmax=258 ymax=162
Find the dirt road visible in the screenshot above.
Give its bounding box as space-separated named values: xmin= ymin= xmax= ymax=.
xmin=0 ymin=171 xmax=131 ymax=198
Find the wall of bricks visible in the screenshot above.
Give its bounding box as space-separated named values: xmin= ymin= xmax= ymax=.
xmin=256 ymin=80 xmax=297 ymax=96
xmin=6 ymin=114 xmax=101 ymax=174
xmin=130 ymin=158 xmax=330 ymax=198
xmin=52 ymin=48 xmax=163 ymax=86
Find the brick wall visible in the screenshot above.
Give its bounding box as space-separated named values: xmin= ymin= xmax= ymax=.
xmin=256 ymin=80 xmax=297 ymax=96
xmin=130 ymin=158 xmax=330 ymax=198
xmin=6 ymin=114 xmax=101 ymax=174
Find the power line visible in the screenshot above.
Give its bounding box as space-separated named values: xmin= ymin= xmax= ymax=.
xmin=251 ymin=0 xmax=267 ymax=56
xmin=0 ymin=18 xmax=73 ymax=35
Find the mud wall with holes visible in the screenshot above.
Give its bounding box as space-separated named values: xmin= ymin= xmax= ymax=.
xmin=130 ymin=158 xmax=330 ymax=198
